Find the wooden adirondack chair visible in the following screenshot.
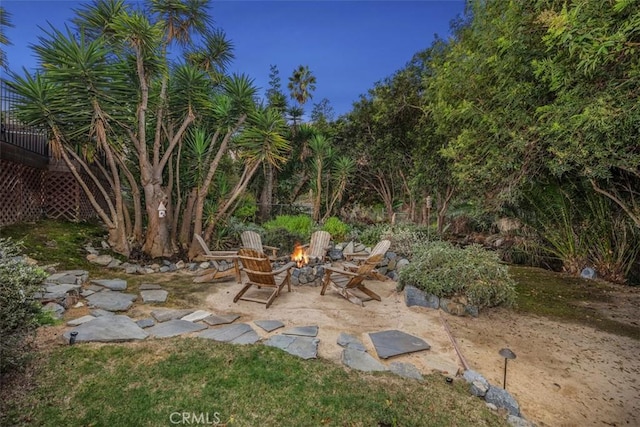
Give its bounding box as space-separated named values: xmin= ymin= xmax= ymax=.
xmin=321 ymin=241 xmax=391 ymax=306
xmin=303 ymin=230 xmax=331 ymax=263
xmin=192 ymin=234 xmax=241 ymax=283
xmin=234 ymin=248 xmax=296 ymax=308
xmin=321 ymin=254 xmax=385 ymax=306
xmin=342 ymin=239 xmax=391 ymax=281
xmin=241 ymin=230 xmax=279 ymax=260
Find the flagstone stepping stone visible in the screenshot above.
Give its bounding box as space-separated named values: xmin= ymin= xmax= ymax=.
xmin=337 ymin=332 xmax=366 ymax=352
xmin=90 ymin=279 xmax=127 ymax=291
xmin=264 ymin=335 xmax=319 ymax=360
xmin=141 ymin=290 xmax=168 ymax=304
xmin=281 ymin=325 xmax=318 ymax=337
xmin=254 ymin=320 xmax=284 ymax=332
xmin=63 ymin=315 xmax=148 ymax=342
xmin=87 ymin=284 xmax=105 ymax=292
xmin=81 ymin=289 xmax=95 ymax=297
xmin=136 ymin=318 xmax=155 ymax=328
xmin=139 ymin=283 xmax=163 ymax=290
xmin=203 ymin=314 xmax=241 ymax=326
xmin=90 ymin=308 xmax=115 ymax=317
xmin=47 ymin=271 xmax=88 ymax=285
xmin=151 ymin=309 xmax=194 ymax=322
xmin=368 ymin=330 xmax=430 ymax=359
xmin=86 ymin=291 xmax=137 ymax=311
xmin=341 ymin=347 xmax=387 ymax=372
xmin=146 ymin=319 xmax=207 ymax=338
xmin=389 ymin=362 xmax=424 ymax=381
xmin=181 ymin=310 xmax=211 ymax=322
xmin=198 ymin=323 xmax=260 ymax=344
xmin=42 ymin=283 xmax=81 ymax=299
xmin=67 ymin=315 xmax=96 ymax=326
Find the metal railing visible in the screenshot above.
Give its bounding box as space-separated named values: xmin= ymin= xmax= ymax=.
xmin=0 ymin=80 xmax=49 ymax=157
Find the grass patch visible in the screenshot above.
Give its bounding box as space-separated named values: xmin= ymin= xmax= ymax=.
xmin=0 ymin=219 xmax=107 ymax=273
xmin=510 ymin=266 xmax=640 ymax=340
xmin=1 ymin=339 xmax=506 ymax=427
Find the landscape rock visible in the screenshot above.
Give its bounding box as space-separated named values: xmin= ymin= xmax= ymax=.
xmin=139 ymin=283 xmax=163 ymax=290
xmin=581 ymin=267 xmax=596 ymax=279
xmin=91 ymin=255 xmax=114 ymax=266
xmin=43 ymin=302 xmax=65 ymax=318
xmin=136 ymin=318 xmax=155 ymax=328
xmin=90 ymin=308 xmax=115 ymax=317
xmin=404 ymin=285 xmax=439 ymax=309
xmin=507 ymin=415 xmax=536 ymax=427
xmin=440 ymin=298 xmax=466 ymax=316
xmin=151 ymin=309 xmax=194 ymax=323
xmin=485 ymin=386 xmax=520 ymax=416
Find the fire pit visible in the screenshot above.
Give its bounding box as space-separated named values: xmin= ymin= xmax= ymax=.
xmin=285 ymin=243 xmax=330 ymax=286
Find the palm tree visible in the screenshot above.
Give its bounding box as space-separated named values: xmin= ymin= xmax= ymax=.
xmin=288 ymin=64 xmax=316 ymax=107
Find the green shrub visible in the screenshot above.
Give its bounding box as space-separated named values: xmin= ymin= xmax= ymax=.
xmin=355 ymin=224 xmax=387 ymax=247
xmin=263 ymin=228 xmax=305 ymax=256
xmin=232 ymin=193 xmax=258 ymax=222
xmin=381 ymin=224 xmax=430 ymax=258
xmin=0 ymin=238 xmax=48 ymax=374
xmin=263 ymin=215 xmax=314 ymax=241
xmin=398 ymin=241 xmax=516 ymax=309
xmin=321 ymin=217 xmax=350 ymax=241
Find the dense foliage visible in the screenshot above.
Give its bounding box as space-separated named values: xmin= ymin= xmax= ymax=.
xmin=399 ymin=241 xmax=517 ymax=309
xmin=0 ymin=238 xmax=47 ymax=374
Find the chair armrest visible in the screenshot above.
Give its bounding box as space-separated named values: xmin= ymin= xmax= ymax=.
xmin=323 ymin=266 xmax=359 ymax=277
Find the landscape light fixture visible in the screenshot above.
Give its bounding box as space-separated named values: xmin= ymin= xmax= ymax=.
xmin=499 ymin=348 xmax=516 ymax=390
xmin=69 ymin=331 xmax=78 ymax=345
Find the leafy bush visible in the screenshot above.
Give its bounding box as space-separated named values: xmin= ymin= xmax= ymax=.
xmin=263 ymin=228 xmax=305 ymax=256
xmin=354 ymin=224 xmax=387 ymax=247
xmin=399 ymin=241 xmax=516 ymax=309
xmin=232 ymin=193 xmax=258 ymax=222
xmin=263 ymin=215 xmax=314 ymax=241
xmin=381 ymin=224 xmax=430 ymax=258
xmin=321 ymin=217 xmax=350 ymax=242
xmin=0 ymin=238 xmax=48 ymax=374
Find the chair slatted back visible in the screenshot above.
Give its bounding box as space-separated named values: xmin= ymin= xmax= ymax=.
xmin=238 ymin=248 xmax=276 ymax=287
xmin=241 ymin=231 xmax=264 ymax=254
xmin=307 ymin=230 xmax=331 ymax=262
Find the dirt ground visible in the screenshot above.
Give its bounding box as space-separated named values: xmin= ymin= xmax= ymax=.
xmin=184 ymin=274 xmax=639 ymax=427
xmin=47 ymin=270 xmax=640 ymax=426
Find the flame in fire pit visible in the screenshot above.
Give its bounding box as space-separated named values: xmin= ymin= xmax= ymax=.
xmin=291 ymin=243 xmax=309 ymax=267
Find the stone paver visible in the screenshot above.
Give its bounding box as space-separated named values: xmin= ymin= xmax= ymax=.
xmin=369 ymin=329 xmax=430 ymax=359
xmin=63 ymin=315 xmax=148 ymax=342
xmin=341 ymin=347 xmax=387 ymax=372
xmin=86 ymin=291 xmax=137 ymax=311
xmin=389 ymin=362 xmax=424 ymax=381
xmin=90 ymin=279 xmax=127 ymax=291
xmin=43 ymin=302 xmax=65 ymax=318
xmin=67 ymin=315 xmax=97 ymax=326
xmin=136 ymin=318 xmax=155 ymax=328
xmin=146 ymin=319 xmax=207 ymax=338
xmin=254 ymin=320 xmax=284 ymax=332
xmin=139 ymin=283 xmax=163 ymax=290
xmin=198 ymin=323 xmax=259 ymax=344
xmin=43 ymin=283 xmax=81 ymax=299
xmin=281 ymin=325 xmax=318 ymax=337
xmin=151 ymin=309 xmax=194 ymax=323
xmin=203 ymin=314 xmax=241 ymax=326
xmin=337 ymin=332 xmax=366 ymax=351
xmin=264 ymin=335 xmax=319 ymax=360
xmin=140 ymin=289 xmax=168 ymax=303
xmin=181 ymin=310 xmax=212 ymax=322
xmin=90 ymin=308 xmax=115 ymax=317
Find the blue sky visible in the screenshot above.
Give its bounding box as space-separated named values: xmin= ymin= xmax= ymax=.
xmin=1 ymin=0 xmax=465 ymax=117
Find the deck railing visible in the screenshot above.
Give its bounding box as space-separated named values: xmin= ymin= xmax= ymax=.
xmin=0 ymin=80 xmax=49 ymax=158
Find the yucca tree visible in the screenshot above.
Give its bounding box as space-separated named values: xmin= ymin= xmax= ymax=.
xmin=202 ymin=106 xmax=290 ymax=240
xmin=309 ymin=134 xmax=332 ymax=222
xmin=322 ymin=156 xmax=356 ymax=222
xmin=7 ymin=26 xmax=135 ymax=255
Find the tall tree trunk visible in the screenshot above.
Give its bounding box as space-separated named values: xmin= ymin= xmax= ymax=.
xmin=259 ymin=163 xmax=274 ymax=222
xmin=436 ymin=185 xmax=455 ymax=235
xmin=179 ymin=189 xmax=197 ymax=247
